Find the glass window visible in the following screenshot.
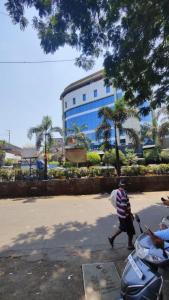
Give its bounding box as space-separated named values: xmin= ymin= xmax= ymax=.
xmin=83 ymin=94 xmax=86 ymax=101
xmin=120 ymin=129 xmax=125 ymax=136
xmin=65 ymin=95 xmax=115 ymax=118
xmin=120 ymin=138 xmax=126 ymax=144
xmin=73 ymin=97 xmax=76 ymax=105
xmin=65 ymin=102 xmax=67 ymax=109
xmin=94 ymin=89 xmax=98 ymax=98
xmin=106 ymin=86 xmax=110 ymax=93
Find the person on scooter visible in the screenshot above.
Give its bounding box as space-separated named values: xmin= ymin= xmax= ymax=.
xmin=148 ymin=226 xmax=169 ymax=243
xmin=108 ymin=179 xmax=135 ymax=250
xmin=146 ymin=221 xmax=169 ymax=250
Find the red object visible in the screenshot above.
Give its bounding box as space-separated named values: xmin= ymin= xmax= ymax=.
xmin=68 ymin=137 xmax=76 ymax=144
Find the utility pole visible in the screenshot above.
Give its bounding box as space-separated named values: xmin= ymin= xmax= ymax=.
xmin=7 ymin=130 xmax=11 ymax=144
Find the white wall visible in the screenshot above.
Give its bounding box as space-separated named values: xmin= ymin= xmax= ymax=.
xmin=61 ymin=77 xmax=140 ymax=145
xmin=63 ymin=79 xmax=115 ymax=112
xmin=5 ymin=152 xmax=21 ymax=161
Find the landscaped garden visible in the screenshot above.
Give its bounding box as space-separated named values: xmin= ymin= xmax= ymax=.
xmin=1 ymin=148 xmax=169 ymax=182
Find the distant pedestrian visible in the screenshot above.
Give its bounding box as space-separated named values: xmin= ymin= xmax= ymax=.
xmin=108 ymin=180 xmax=135 ymax=250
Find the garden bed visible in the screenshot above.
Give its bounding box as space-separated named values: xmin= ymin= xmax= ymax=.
xmin=0 ymin=175 xmax=169 ymax=198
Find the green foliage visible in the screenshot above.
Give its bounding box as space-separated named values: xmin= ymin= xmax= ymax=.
xmin=121 ymin=165 xmax=147 ymax=176
xmin=66 ymin=123 xmax=91 ymax=150
xmin=48 ymin=166 xmax=115 ymax=179
xmin=125 ymin=149 xmax=138 ymax=166
xmin=97 ymin=99 xmax=139 ymax=176
xmin=88 ymin=167 xmax=115 ymax=177
xmin=14 ymin=169 xmax=29 ymax=180
xmin=63 ymin=161 xmax=76 ymax=168
xmin=136 ymin=158 xmax=146 ymax=165
xmin=140 ymin=114 xmax=169 ymax=147
xmin=28 ymin=115 xmax=62 ymax=179
xmin=96 ymin=108 xmax=112 ymax=151
xmin=103 ymin=149 xmax=126 ymax=166
xmin=2 ymin=163 xmax=169 ymax=181
xmin=143 ymin=147 xmax=161 ymax=164
xmin=87 ymin=152 xmax=101 ymax=166
xmin=6 ymin=1 xmax=169 ymax=109
xmin=48 ymin=161 xmax=59 ymax=166
xmin=0 ymin=169 xmax=14 ymax=181
xmin=0 ymin=150 xmax=5 ymax=167
xmin=4 ymin=158 xmax=15 ymax=166
xmin=122 ymin=163 xmax=169 ymax=176
xmin=48 ymin=169 xmax=65 ymax=179
xmin=147 ymin=164 xmax=169 ymax=175
xmin=160 ymin=150 xmax=169 ymax=163
xmin=28 ymin=116 xmax=62 ymax=150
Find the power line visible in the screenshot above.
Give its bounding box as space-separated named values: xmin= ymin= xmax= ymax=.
xmin=0 ymin=59 xmax=75 ymax=64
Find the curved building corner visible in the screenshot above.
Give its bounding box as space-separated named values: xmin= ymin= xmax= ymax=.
xmin=60 ymin=70 xmax=151 ymax=150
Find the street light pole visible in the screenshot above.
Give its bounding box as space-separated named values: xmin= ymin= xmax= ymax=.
xmin=44 ymin=133 xmax=48 ymax=180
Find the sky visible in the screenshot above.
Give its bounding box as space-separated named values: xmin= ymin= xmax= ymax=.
xmin=0 ymin=1 xmax=103 ymax=147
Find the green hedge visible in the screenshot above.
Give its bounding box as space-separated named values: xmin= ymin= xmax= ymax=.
xmin=48 ymin=166 xmax=116 ymax=178
xmin=1 ymin=163 xmax=169 ymax=181
xmin=121 ymin=164 xmax=169 ymax=176
xmin=160 ymin=150 xmax=169 ymax=163
xmin=87 ymin=152 xmax=101 ymax=166
xmin=143 ymin=147 xmax=161 ymax=164
xmin=121 ymin=165 xmax=147 ymax=176
xmin=103 ymin=149 xmax=126 ymax=166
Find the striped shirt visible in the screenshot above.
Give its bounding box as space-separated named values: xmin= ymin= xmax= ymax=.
xmin=116 ymin=188 xmax=131 ymax=219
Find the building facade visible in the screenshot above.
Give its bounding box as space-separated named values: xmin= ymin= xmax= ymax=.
xmin=60 ymin=70 xmax=151 ymax=149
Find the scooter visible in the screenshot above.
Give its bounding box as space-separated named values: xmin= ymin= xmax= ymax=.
xmin=120 ymin=215 xmax=169 ymax=300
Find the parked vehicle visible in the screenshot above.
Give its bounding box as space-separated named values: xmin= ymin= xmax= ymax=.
xmin=120 ymin=216 xmax=169 ymax=300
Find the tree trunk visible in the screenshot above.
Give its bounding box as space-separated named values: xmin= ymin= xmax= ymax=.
xmin=115 ymin=124 xmax=121 ymax=176
xmin=44 ymin=134 xmax=48 ymax=180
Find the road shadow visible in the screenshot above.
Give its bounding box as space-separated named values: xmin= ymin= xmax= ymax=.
xmin=0 ymin=200 xmax=169 ymax=299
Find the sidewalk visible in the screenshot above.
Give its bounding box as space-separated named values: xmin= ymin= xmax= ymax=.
xmin=0 ymin=242 xmax=129 ymax=300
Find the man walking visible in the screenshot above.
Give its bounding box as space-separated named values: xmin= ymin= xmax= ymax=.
xmin=108 ymin=180 xmax=135 ymax=250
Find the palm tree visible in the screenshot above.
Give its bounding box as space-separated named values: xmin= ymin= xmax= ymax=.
xmin=97 ymin=98 xmax=140 ymax=175
xmin=28 ymin=116 xmax=62 ymax=179
xmin=96 ymin=107 xmax=112 ymax=151
xmin=66 ymin=123 xmax=91 ymax=150
xmin=140 ymin=109 xmax=169 ymax=147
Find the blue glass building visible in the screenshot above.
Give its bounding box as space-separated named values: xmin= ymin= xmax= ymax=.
xmin=60 ymin=70 xmax=151 ymax=149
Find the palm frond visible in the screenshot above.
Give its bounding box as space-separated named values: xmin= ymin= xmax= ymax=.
xmin=158 ymin=122 xmax=169 ymax=145
xmin=126 ymin=108 xmax=140 ymax=120
xmin=66 ymin=128 xmax=74 ymax=134
xmin=140 ymin=123 xmax=152 ymax=142
xmin=42 ymin=116 xmax=52 ymax=131
xmin=46 ymin=133 xmax=54 ymax=148
xmin=156 ymin=106 xmax=169 ymax=119
xmin=36 ymin=132 xmax=44 ymax=150
xmin=125 ymin=128 xmax=140 ymax=149
xmin=79 ymin=124 xmax=88 ymax=131
xmin=98 ymin=107 xmax=113 ymax=119
xmin=96 ymin=122 xmax=111 ymax=141
xmin=27 ymin=127 xmax=39 ymax=139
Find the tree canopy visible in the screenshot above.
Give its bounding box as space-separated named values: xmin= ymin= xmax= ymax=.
xmin=5 ymin=0 xmax=169 ymax=110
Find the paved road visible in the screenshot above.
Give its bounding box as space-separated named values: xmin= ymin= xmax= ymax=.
xmin=0 ymin=192 xmax=169 ymax=300
xmin=0 ymin=191 xmax=169 ymax=254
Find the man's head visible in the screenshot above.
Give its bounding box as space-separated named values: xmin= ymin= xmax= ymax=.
xmin=118 ymin=179 xmax=126 ymax=188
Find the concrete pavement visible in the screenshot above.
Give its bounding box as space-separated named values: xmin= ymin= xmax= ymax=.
xmin=0 ymin=191 xmax=169 ymax=299
xmin=0 ymin=191 xmax=169 ymax=254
